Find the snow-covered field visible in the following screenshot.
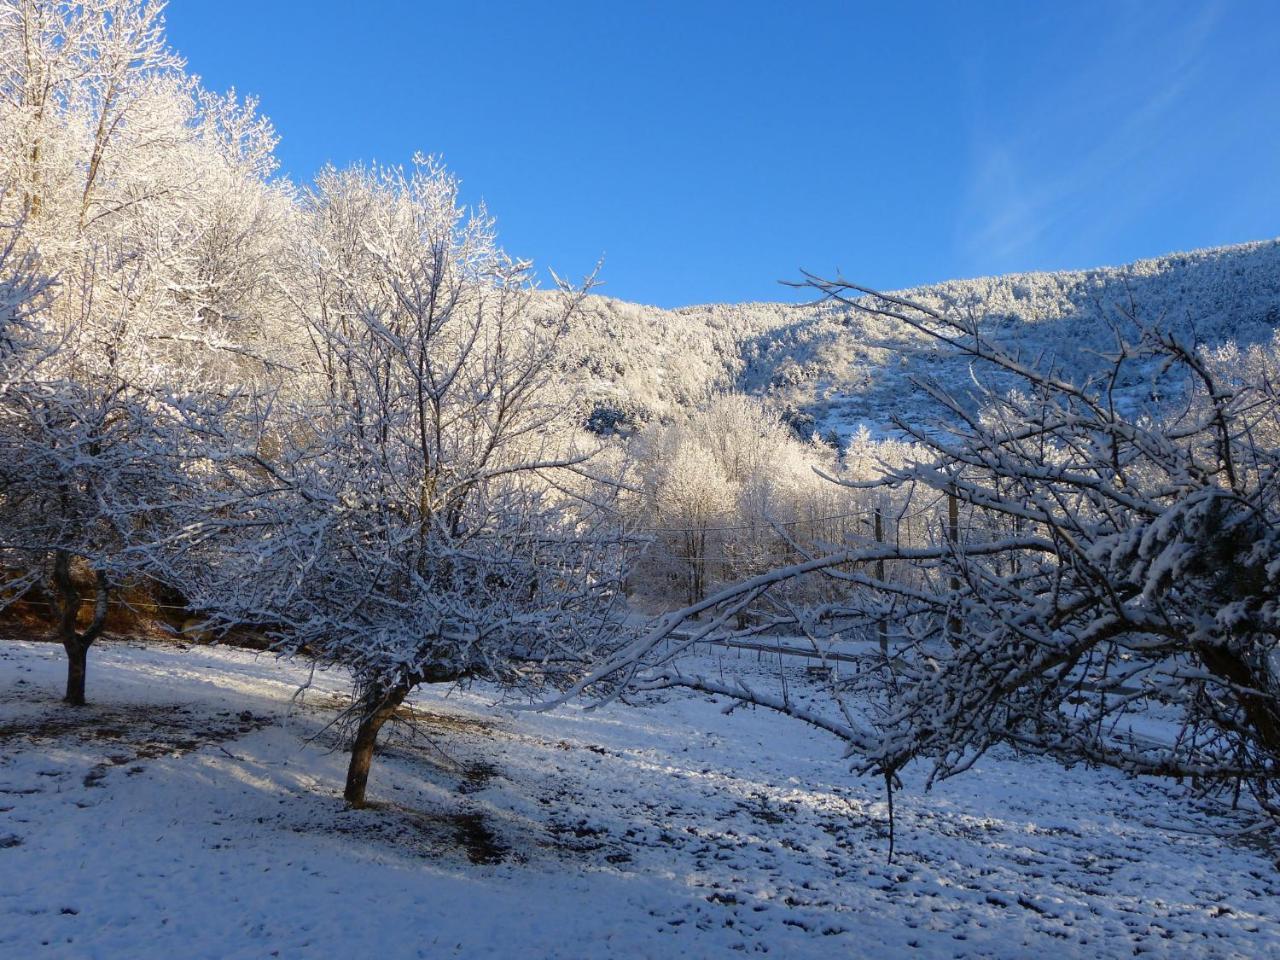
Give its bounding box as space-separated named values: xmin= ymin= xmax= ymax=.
xmin=1 ymin=637 xmax=1277 ymax=959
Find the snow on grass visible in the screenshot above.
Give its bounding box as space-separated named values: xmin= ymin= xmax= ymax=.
xmin=1 ymin=637 xmax=1277 ymax=958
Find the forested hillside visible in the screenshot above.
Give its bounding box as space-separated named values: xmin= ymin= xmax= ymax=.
xmin=565 ymin=239 xmax=1280 ymax=441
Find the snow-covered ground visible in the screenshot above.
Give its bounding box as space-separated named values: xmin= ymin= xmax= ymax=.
xmin=1 ymin=637 xmax=1277 ymax=959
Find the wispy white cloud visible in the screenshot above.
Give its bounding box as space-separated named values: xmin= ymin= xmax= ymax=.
xmin=955 ymin=0 xmax=1229 ymax=273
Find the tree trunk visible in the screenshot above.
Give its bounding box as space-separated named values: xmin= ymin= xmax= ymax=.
xmin=343 ymin=684 xmax=410 ymax=808
xmin=51 ymin=552 xmax=109 ymax=707
xmin=1198 ymin=643 xmax=1280 ymax=762
xmin=63 ymin=639 xmax=88 ymax=706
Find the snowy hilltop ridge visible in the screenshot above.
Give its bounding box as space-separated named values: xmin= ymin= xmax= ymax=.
xmin=564 ymin=238 xmax=1280 ymax=439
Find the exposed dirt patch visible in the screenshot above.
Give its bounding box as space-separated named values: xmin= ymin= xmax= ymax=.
xmin=0 ymin=703 xmax=269 ymax=748
xmin=734 ymin=791 xmax=796 ymax=826
xmin=449 ymin=811 xmax=508 ymax=864
xmin=398 ymin=705 xmax=498 ymax=737
xmin=0 ymin=703 xmax=272 ymax=790
xmin=289 ymin=799 xmax=511 ymax=865
xmin=457 ymin=760 xmax=499 ymax=794
xmin=367 ymin=746 xmax=501 ymax=801
xmin=544 ymin=816 xmax=611 ymax=853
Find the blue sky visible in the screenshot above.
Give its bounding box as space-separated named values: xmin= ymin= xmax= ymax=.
xmin=166 ymin=1 xmax=1280 ymax=307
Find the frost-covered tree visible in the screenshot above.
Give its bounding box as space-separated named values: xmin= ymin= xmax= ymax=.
xmin=639 ymin=424 xmax=734 ymax=605
xmin=573 ymin=279 xmax=1280 ymax=818
xmin=0 ymin=217 xmax=226 ymax=705
xmin=198 ymin=160 xmax=632 ymax=806
xmin=0 ymin=210 xmax=52 ymax=384
xmin=626 ymin=395 xmax=864 ymax=608
xmin=0 ymin=0 xmax=182 ymax=233
xmin=812 ymin=283 xmax=1280 ymax=809
xmin=0 ymin=0 xmax=291 ymax=388
xmin=0 ymin=0 xmax=289 ymax=703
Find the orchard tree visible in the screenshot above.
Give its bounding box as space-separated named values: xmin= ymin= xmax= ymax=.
xmin=202 ymin=159 xmax=633 ymax=807
xmin=0 ymin=0 xmax=288 ymax=704
xmin=0 ymin=375 xmax=215 ymax=704
xmin=569 ymin=278 xmax=1280 ymax=819
xmin=0 ymin=216 xmax=223 ymax=705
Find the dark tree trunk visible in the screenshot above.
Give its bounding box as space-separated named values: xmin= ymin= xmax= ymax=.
xmin=343 ymin=683 xmax=410 ymax=808
xmin=50 ymin=551 xmax=110 ymax=707
xmin=1199 ymin=643 xmax=1280 ymax=761
xmin=63 ymin=639 xmax=88 ymax=706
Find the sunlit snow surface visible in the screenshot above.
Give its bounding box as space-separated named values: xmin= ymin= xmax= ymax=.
xmin=1 ymin=638 xmax=1276 ymax=959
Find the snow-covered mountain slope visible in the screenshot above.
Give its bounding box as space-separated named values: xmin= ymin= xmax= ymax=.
xmin=563 ymin=239 xmax=1280 ymax=440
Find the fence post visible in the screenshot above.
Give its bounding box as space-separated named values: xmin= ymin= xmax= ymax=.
xmin=1013 ymin=508 xmax=1023 ymax=576
xmin=947 ymin=491 xmax=961 ymax=643
xmin=875 ymin=504 xmax=888 ymax=654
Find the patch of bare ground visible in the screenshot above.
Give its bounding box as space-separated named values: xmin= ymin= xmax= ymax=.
xmin=284 ymin=798 xmax=512 ymax=865
xmin=0 ymin=702 xmax=272 ymax=790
